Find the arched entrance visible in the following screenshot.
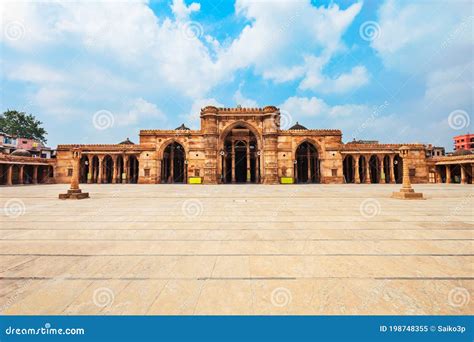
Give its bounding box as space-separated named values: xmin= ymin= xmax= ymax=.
xmin=222 ymin=125 xmax=259 ymax=184
xmin=295 ymin=141 xmax=319 ymax=183
xmin=450 ymin=165 xmax=461 ymax=183
xmin=116 ymin=155 xmax=124 ymax=183
xmin=91 ymin=156 xmax=99 ymax=183
xmin=103 ymin=155 xmax=114 ymax=183
xmin=358 ymin=156 xmax=367 ymax=183
xmin=393 ymin=155 xmax=403 ymax=184
xmin=23 ymin=165 xmax=34 ymax=184
xmin=0 ymin=164 xmax=7 ymax=185
xmin=80 ymin=156 xmax=89 ymax=183
xmin=383 ymin=155 xmax=391 ymax=183
xmin=162 ymin=143 xmax=185 ymax=183
xmin=129 ymin=155 xmax=139 ymax=184
xmin=343 ymin=155 xmax=355 ymax=183
xmin=462 ymin=164 xmax=473 ymax=184
xmin=12 ymin=165 xmax=21 ymax=184
xmin=369 ymin=155 xmax=380 ymax=184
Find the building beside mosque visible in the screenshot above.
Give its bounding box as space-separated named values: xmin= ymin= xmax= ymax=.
xmin=1 ymin=106 xmax=473 ymax=185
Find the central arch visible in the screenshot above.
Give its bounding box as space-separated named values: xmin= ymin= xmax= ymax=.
xmin=295 ymin=141 xmax=320 ymax=183
xmin=162 ymin=142 xmax=186 ymax=183
xmin=221 ymin=124 xmax=260 ymax=184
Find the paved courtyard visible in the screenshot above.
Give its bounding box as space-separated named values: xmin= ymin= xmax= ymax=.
xmin=0 ymin=184 xmax=472 ymax=315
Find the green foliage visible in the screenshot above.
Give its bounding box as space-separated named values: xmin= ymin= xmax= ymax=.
xmin=0 ymin=110 xmax=47 ymax=143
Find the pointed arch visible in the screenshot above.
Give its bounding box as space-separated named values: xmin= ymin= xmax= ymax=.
xmin=161 ymin=142 xmax=186 ymax=183
xmin=295 ymin=141 xmax=320 ymax=183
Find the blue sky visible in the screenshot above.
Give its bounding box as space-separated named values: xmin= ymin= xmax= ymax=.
xmin=0 ymin=0 xmax=472 ymax=150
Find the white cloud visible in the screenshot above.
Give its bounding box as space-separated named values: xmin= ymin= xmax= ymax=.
xmin=370 ymin=0 xmax=473 ymax=148
xmin=183 ymin=98 xmax=224 ymax=127
xmin=218 ymin=0 xmax=364 ymax=93
xmin=7 ymin=63 xmax=64 ymax=83
xmin=280 ymin=96 xmax=368 ymax=119
xmin=116 ymin=97 xmax=166 ymax=126
xmin=233 ymin=88 xmax=258 ymax=108
xmin=0 ymin=0 xmax=368 ymax=112
xmin=299 ymin=62 xmax=369 ymax=94
xmin=171 ymin=0 xmax=200 ymax=21
xmin=372 ymin=0 xmax=472 ymax=74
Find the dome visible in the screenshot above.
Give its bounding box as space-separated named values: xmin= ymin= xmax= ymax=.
xmin=289 ymin=122 xmax=308 ymax=130
xmin=175 ymin=123 xmax=190 ymax=130
xmin=263 ymin=105 xmax=278 ymax=113
xmin=201 ymin=106 xmax=218 ymax=114
xmin=118 ymin=138 xmax=134 ymax=145
xmin=11 ymin=149 xmax=31 ymax=157
xmin=453 ymin=149 xmax=472 ymax=156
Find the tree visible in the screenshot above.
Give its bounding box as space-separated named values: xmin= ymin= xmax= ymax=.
xmin=0 ymin=110 xmax=48 ymax=144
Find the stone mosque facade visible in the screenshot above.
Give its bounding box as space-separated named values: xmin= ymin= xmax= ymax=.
xmin=49 ymin=105 xmax=468 ymax=186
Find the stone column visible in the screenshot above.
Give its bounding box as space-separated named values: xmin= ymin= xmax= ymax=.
xmin=98 ymin=156 xmax=104 ymax=184
xmin=32 ymin=165 xmax=38 ymax=184
xmin=307 ymin=148 xmax=311 ymax=183
xmin=391 ymin=146 xmax=423 ymax=199
xmin=112 ymin=156 xmax=118 ymax=183
xmin=365 ymin=155 xmax=371 ymax=184
xmin=58 ymin=148 xmax=89 ymax=199
xmin=6 ymin=164 xmax=13 ymax=186
xmin=70 ymin=151 xmax=80 ymax=191
xmin=19 ymin=165 xmax=24 ymax=185
xmin=294 ymin=159 xmax=298 ymax=183
xmin=446 ymin=165 xmax=451 ymax=184
xmin=223 ymin=153 xmax=227 ymax=183
xmin=434 ymin=166 xmax=441 ymax=183
xmin=401 ymin=153 xmax=411 ymax=189
xmin=460 ymin=165 xmax=467 ymax=184
xmin=354 ymin=155 xmax=360 ymax=183
xmin=170 ymin=148 xmax=174 ymax=183
xmin=389 ymin=155 xmax=395 ymax=184
xmin=87 ymin=157 xmax=92 ymax=184
xmin=123 ymin=155 xmax=129 ymax=183
xmin=231 ymin=142 xmax=236 ymax=183
xmin=246 ymin=143 xmax=250 ymax=183
xmin=378 ymin=155 xmax=384 ymax=183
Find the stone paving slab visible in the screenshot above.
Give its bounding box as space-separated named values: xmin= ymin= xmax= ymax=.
xmin=0 ymin=184 xmax=472 ymax=315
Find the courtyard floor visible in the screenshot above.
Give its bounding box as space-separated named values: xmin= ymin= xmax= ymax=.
xmin=0 ymin=184 xmax=472 ymax=315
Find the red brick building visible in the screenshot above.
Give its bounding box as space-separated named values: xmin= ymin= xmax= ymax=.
xmin=454 ymin=133 xmax=474 ymax=152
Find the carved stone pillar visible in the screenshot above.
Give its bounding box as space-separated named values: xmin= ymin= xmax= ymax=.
xmin=19 ymin=165 xmax=24 ymax=185
xmin=389 ymin=155 xmax=395 ymax=184
xmin=446 ymin=165 xmax=451 ymax=184
xmin=98 ymin=156 xmax=104 ymax=184
xmin=223 ymin=153 xmax=227 ymax=183
xmin=87 ymin=156 xmax=92 ymax=184
xmin=112 ymin=155 xmax=118 ymax=183
xmin=378 ymin=155 xmax=384 ymax=183
xmin=262 ymin=135 xmax=278 ymax=184
xmin=123 ymin=155 xmax=129 ymax=183
xmin=6 ymin=164 xmax=13 ymax=186
xmin=354 ymin=155 xmax=360 ymax=184
xmin=247 ymin=143 xmax=251 ymax=183
xmin=32 ymin=165 xmax=38 ymax=184
xmin=365 ymin=155 xmax=371 ymax=184
xmin=170 ymin=147 xmax=174 ymax=183
xmin=59 ymin=148 xmax=89 ymax=199
xmin=70 ymin=153 xmax=80 ymax=190
xmin=306 ymin=148 xmax=311 ymax=183
xmin=391 ymin=146 xmax=423 ymax=199
xmin=231 ymin=143 xmax=236 ymax=183
xmin=460 ymin=165 xmax=467 ymax=184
